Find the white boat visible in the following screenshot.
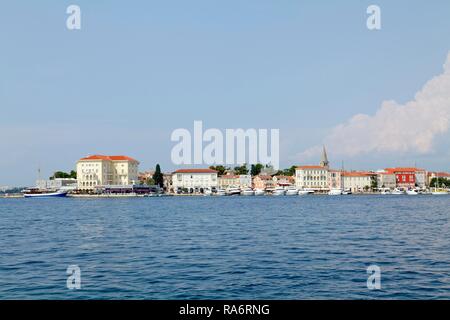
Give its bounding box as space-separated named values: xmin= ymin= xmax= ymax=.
xmin=226 ymin=187 xmax=241 ymax=196
xmin=254 ymin=189 xmax=265 ymax=196
xmin=406 ymin=189 xmax=419 ymax=195
xmin=298 ymin=189 xmax=314 ymax=195
xmin=431 ymin=189 xmax=448 ymax=195
xmin=285 ymin=186 xmax=299 ymax=196
xmin=216 ymin=189 xmax=226 ymax=196
xmin=328 ymin=188 xmax=343 ymax=196
xmin=241 ymin=188 xmax=255 ymax=196
xmin=431 ymin=181 xmax=449 ymax=195
xmin=272 ymin=187 xmax=286 ymax=196
xmin=392 ymin=188 xmax=406 ymax=195
xmin=379 ymin=188 xmax=391 ymax=195
xmin=342 ymin=188 xmax=352 ymax=195
xmin=23 ymin=188 xmax=68 ymax=198
xmin=203 ymin=188 xmax=213 ymax=196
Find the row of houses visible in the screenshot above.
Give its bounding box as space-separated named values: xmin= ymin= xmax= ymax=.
xmin=66 ymin=153 xmax=450 ymax=194
xmin=163 ymin=167 xmax=447 ymax=194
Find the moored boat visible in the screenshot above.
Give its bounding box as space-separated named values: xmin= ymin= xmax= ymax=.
xmin=406 ymin=189 xmax=419 ymax=195
xmin=226 ymin=187 xmax=241 ymax=196
xmin=241 ymin=188 xmax=255 ymax=196
xmin=254 ymin=189 xmax=265 ymax=196
xmin=22 ymin=188 xmax=68 ymax=198
xmin=392 ymin=188 xmax=406 ymax=195
xmin=216 ymin=189 xmax=226 ymax=196
xmin=285 ymin=186 xmax=299 ymax=196
xmin=272 ymin=186 xmax=286 ymax=196
xmin=328 ymin=188 xmax=343 ymax=196
xmin=342 ymin=188 xmax=352 ymax=195
xmin=431 ymin=189 xmax=448 ymax=195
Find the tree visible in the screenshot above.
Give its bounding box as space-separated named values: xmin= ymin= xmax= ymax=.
xmin=209 ymin=165 xmax=227 ymax=176
xmin=285 ymin=166 xmax=297 ymax=176
xmin=431 ymin=177 xmax=450 ymax=188
xmin=273 ymin=166 xmax=296 ymax=177
xmin=250 ymin=163 xmax=264 ymax=176
xmin=234 ymin=164 xmax=249 ymax=175
xmin=50 ymin=171 xmax=76 ymax=180
xmin=371 ymin=178 xmax=378 ymax=191
xmin=152 ymin=164 xmax=164 ymax=188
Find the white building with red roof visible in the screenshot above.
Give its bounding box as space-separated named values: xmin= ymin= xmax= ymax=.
xmin=295 ymin=165 xmax=330 ymax=190
xmin=172 ymin=169 xmax=218 ymax=193
xmin=218 ymin=174 xmax=252 ymax=189
xmin=376 ymin=171 xmax=397 ymax=189
xmin=295 ymin=147 xmax=331 ymax=190
xmin=427 ymin=171 xmax=450 ymax=185
xmin=342 ymin=171 xmax=377 ymax=193
xmin=383 ymin=167 xmax=427 ymax=188
xmin=76 ymin=155 xmax=140 ymax=191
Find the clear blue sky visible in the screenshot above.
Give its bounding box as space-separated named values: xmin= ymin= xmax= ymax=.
xmin=1 ymin=1 xmax=450 ymax=186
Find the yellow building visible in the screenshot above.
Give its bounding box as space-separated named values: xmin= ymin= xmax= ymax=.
xmin=76 ymin=155 xmax=139 ymax=191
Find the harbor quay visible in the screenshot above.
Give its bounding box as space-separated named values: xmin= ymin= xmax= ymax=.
xmin=3 ymin=147 xmax=450 ymax=198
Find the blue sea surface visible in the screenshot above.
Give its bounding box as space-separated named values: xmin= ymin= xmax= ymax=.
xmin=1 ymin=195 xmax=449 ymax=299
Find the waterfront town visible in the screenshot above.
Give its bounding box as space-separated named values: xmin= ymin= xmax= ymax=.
xmin=3 ymin=146 xmax=450 ymax=198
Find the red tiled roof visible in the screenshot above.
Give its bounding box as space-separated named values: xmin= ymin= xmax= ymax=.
xmin=173 ymin=169 xmax=218 ymax=174
xmin=255 ymin=175 xmax=273 ymax=180
xmin=79 ymin=155 xmax=139 ymax=162
xmin=274 ymin=175 xmax=295 ymax=181
xmin=342 ymin=171 xmax=376 ymax=177
xmin=385 ymin=167 xmax=425 ymax=173
xmin=296 ymin=165 xmax=326 ymax=170
xmin=431 ymin=172 xmax=450 ymax=177
xmin=220 ymin=175 xmax=240 ymax=179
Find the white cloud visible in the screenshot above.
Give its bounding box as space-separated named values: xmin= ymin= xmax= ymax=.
xmin=299 ymin=52 xmax=450 ymax=161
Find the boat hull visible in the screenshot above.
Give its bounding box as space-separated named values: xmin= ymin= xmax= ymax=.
xmin=24 ymin=191 xmax=68 ymax=198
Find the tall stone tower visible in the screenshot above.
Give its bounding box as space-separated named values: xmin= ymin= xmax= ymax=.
xmin=320 ymin=145 xmax=329 ymax=168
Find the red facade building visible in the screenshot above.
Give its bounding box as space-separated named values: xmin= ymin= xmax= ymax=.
xmin=384 ymin=167 xmax=426 ymax=188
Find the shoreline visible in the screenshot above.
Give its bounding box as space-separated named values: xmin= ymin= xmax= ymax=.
xmin=1 ymin=192 xmax=446 ymax=199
